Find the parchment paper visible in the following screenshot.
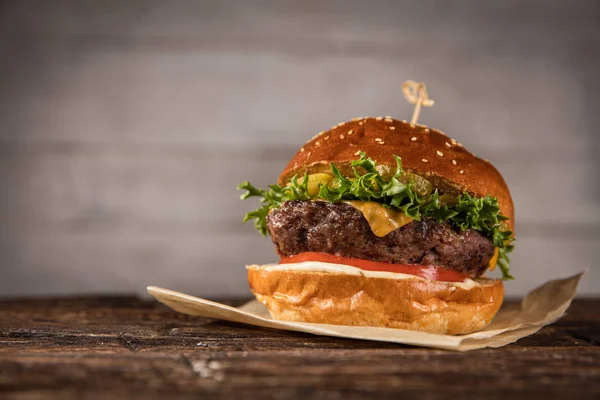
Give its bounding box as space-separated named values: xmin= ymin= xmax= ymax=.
xmin=147 ymin=272 xmax=583 ymax=351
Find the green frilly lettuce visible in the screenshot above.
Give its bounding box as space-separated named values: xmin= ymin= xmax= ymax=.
xmin=238 ymin=152 xmax=514 ymax=280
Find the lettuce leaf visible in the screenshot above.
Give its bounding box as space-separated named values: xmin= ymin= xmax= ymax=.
xmin=237 ymin=152 xmax=515 ymax=280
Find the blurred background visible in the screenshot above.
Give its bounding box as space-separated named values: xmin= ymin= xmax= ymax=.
xmin=0 ymin=0 xmax=598 ymax=298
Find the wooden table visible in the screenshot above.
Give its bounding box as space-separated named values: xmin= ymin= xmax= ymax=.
xmin=0 ymin=297 xmax=598 ymax=399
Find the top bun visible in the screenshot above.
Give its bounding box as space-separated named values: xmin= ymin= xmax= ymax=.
xmin=278 ymin=117 xmax=514 ymax=231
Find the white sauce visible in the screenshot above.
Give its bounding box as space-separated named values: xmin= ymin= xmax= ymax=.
xmin=247 ymin=261 xmax=480 ymax=290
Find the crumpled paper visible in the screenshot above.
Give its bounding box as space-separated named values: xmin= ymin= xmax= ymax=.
xmin=148 ymin=272 xmax=583 ymax=351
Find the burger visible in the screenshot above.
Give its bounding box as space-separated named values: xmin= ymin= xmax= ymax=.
xmin=238 ymin=116 xmax=514 ymax=335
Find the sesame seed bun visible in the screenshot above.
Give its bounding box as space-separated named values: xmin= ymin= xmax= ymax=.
xmin=248 ymin=266 xmax=504 ymax=335
xmin=278 ymin=117 xmax=514 ymax=232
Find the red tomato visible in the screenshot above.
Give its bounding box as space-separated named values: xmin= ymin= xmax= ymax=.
xmin=279 ymin=252 xmax=469 ymax=283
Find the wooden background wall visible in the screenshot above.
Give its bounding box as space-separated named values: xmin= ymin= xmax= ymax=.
xmin=0 ymin=0 xmax=598 ymax=297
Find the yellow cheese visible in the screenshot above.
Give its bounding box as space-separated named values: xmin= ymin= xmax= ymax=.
xmin=488 ymin=248 xmax=499 ymax=271
xmin=294 ymin=174 xmax=413 ymax=237
xmin=343 ymin=201 xmax=413 ymax=237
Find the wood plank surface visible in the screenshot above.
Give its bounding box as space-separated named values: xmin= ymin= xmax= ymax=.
xmin=0 ymin=231 xmax=597 ymax=298
xmin=0 ymin=296 xmax=598 ymax=399
xmin=1 ymin=144 xmax=599 ymax=227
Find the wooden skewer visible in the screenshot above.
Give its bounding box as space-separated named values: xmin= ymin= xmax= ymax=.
xmin=402 ymin=80 xmax=435 ymax=125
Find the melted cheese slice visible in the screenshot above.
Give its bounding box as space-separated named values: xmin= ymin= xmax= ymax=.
xmin=488 ymin=248 xmax=499 ymax=271
xmin=341 ymin=200 xmax=500 ymax=272
xmin=343 ymin=201 xmax=413 ymax=237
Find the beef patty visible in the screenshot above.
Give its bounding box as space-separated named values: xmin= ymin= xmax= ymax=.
xmin=266 ymin=200 xmax=495 ymax=279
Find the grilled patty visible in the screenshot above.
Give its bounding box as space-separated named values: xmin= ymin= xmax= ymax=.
xmin=266 ymin=200 xmax=495 ymax=279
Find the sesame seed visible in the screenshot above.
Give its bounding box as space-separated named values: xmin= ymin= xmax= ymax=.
xmin=457 ymin=142 xmax=463 ymax=147
xmin=351 ymin=117 xmax=360 ymax=121
xmin=436 ymin=150 xmax=444 ymax=157
xmin=318 ymin=131 xmax=324 ymax=136
xmin=445 ymin=142 xmax=451 ymax=147
xmin=422 ymin=158 xmax=429 ymax=163
xmin=452 ymin=159 xmax=457 ymax=165
xmin=424 ymin=128 xmax=430 ymax=133
xmin=348 ymin=129 xmax=353 ymax=135
xmin=411 ymin=137 xmax=418 ymax=141
xmin=375 ymin=138 xmax=382 ymax=142
xmin=340 ymin=134 xmax=345 ymax=139
xmin=358 ymin=121 xmax=364 ymax=126
xmin=409 ymin=124 xmax=415 ymax=128
xmin=385 ymin=115 xmax=393 ymax=119
xmin=451 ymin=139 xmax=458 ymax=145
xmin=337 ymin=122 xmax=346 ymax=127
xmin=384 ymin=118 xmax=393 ymax=122
xmin=459 ymin=169 xmax=464 ymax=174
xmin=354 ymin=150 xmax=361 ymax=156
xmin=388 ymin=126 xmax=396 ymax=130
xmin=377 ymin=141 xmax=385 ymax=145
xmin=315 ymin=141 xmax=320 ymax=146
xmin=324 ymin=136 xmax=330 ymax=140
xmin=300 ymin=147 xmax=305 ymax=152
xmin=375 ymin=117 xmax=383 ymax=121
xmin=307 ymin=152 xmax=312 ymax=157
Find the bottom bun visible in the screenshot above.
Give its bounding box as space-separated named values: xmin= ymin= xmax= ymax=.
xmin=247 ymin=265 xmax=504 ymax=335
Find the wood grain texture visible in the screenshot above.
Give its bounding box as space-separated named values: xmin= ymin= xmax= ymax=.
xmin=0 ymin=145 xmax=598 ymax=227
xmin=0 ymin=296 xmax=599 ymax=400
xmin=0 ymin=231 xmax=597 ymax=298
xmin=0 ymin=0 xmax=598 ymax=297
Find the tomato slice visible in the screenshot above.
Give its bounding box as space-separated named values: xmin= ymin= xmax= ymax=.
xmin=279 ymin=252 xmax=469 ymax=283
